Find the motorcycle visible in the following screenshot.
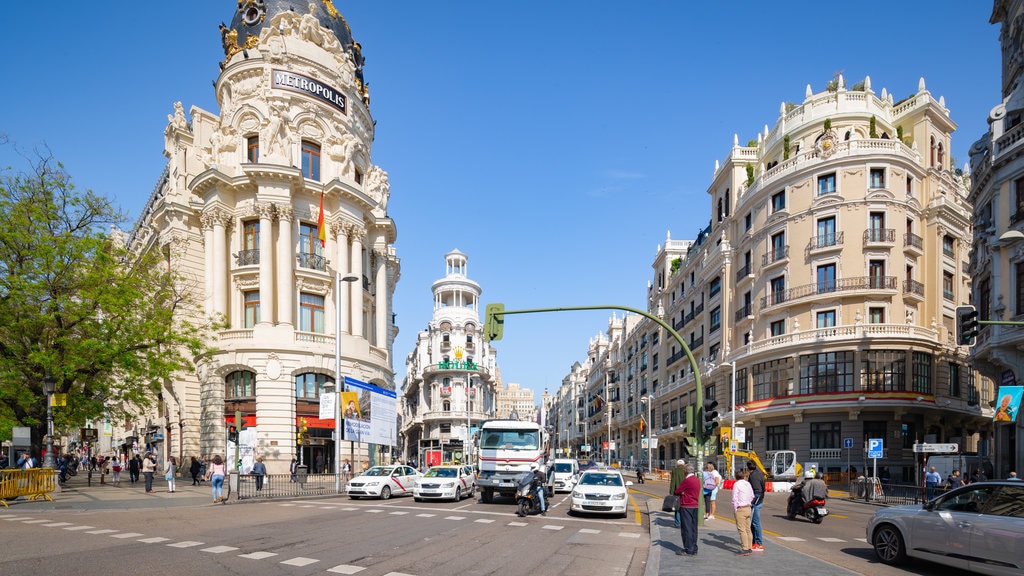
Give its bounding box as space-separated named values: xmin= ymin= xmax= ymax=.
xmin=787 ymin=483 xmax=828 ymax=524
xmin=515 ymin=472 xmax=545 ymax=517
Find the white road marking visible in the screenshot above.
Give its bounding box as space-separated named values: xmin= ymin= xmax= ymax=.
xmin=579 ymin=529 xmax=601 ymax=534
xmin=111 ymin=532 xmax=144 ymax=539
xmin=167 ymin=541 xmax=204 ymax=548
xmin=327 ymin=566 xmax=366 ymax=574
xmin=139 ymin=537 xmax=171 ymax=543
xmin=202 ymin=545 xmax=240 ymax=553
xmin=85 ymin=529 xmax=118 ymax=534
xmin=239 ymin=551 xmax=278 ymax=560
xmin=542 ymin=525 xmax=565 ymax=530
xmin=64 ymin=525 xmax=94 ymax=531
xmin=281 ymin=557 xmax=319 ymax=566
xmin=42 ymin=522 xmax=72 ymax=527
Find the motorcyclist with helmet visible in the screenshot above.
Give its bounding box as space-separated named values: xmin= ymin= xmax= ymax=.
xmin=530 ymin=462 xmax=547 ymax=515
xmin=796 ymin=469 xmax=828 ymax=507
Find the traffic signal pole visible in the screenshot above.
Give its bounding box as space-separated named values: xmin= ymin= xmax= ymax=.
xmin=485 ymin=303 xmax=709 ymax=525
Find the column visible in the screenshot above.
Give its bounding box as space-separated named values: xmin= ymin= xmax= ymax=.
xmin=258 ymin=203 xmax=275 ymax=324
xmin=349 ymin=227 xmax=364 ymax=338
xmin=276 ymin=206 xmax=294 ymax=326
xmin=211 ymin=209 xmax=228 ymax=318
xmin=334 ymin=222 xmax=350 ymax=334
xmin=201 ymin=212 xmax=216 ymax=317
xmin=374 ymin=249 xmax=387 ymax=348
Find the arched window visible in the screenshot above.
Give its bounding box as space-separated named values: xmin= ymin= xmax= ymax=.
xmin=226 ymin=370 xmax=257 ymax=398
xmin=443 ymin=400 xmax=451 ymax=411
xmin=295 ymin=372 xmax=334 ymax=399
xmin=937 ymin=142 xmax=944 ymax=168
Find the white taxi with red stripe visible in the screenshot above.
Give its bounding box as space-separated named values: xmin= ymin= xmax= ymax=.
xmin=347 ymin=465 xmax=420 ymax=500
xmin=413 ymin=465 xmax=477 ymax=502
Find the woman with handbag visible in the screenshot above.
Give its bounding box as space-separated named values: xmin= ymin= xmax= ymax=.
xmin=164 ymin=456 xmax=177 ymax=493
xmin=206 ymin=454 xmax=227 ymax=502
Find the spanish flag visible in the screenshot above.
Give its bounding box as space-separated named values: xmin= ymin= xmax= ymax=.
xmin=639 ymin=416 xmax=646 ymax=433
xmin=594 ymin=395 xmax=604 ymax=411
xmin=317 ymin=192 xmax=326 ymax=248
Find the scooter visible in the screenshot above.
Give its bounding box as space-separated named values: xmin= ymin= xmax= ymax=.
xmin=786 ymin=484 xmax=828 ymax=524
xmin=515 ymin=472 xmax=545 ymax=517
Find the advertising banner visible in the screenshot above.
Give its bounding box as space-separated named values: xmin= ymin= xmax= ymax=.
xmin=342 ymin=376 xmax=397 ymax=446
xmin=994 ymin=386 xmax=1023 ymax=422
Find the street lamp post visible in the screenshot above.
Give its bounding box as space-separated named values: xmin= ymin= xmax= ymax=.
xmin=335 ymin=271 xmax=359 ymax=493
xmin=640 ymin=395 xmax=653 ymax=475
xmin=43 ymin=375 xmax=56 ymax=469
xmin=605 ymin=363 xmax=612 ymax=467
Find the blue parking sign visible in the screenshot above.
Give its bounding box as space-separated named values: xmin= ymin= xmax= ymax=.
xmin=868 ymin=438 xmax=884 ymax=459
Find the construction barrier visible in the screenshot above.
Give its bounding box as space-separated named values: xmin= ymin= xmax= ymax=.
xmin=0 ymin=469 xmax=58 ymax=507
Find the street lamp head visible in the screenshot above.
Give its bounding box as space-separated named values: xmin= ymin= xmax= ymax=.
xmin=998 ymin=230 xmax=1024 ymax=244
xmin=339 ymin=273 xmax=359 ymax=283
xmin=43 ymin=375 xmax=55 ymax=394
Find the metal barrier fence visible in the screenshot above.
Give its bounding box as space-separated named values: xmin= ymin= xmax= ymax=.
xmin=848 ymin=478 xmax=931 ymax=506
xmin=0 ymin=469 xmax=58 ymax=507
xmin=234 ymin=472 xmax=348 ymax=501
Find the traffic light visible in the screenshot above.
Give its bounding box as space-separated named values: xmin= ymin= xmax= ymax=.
xmin=702 ymin=398 xmax=719 ymax=437
xmin=297 ymin=418 xmax=309 ymax=445
xmin=956 ymin=305 xmax=979 ymax=346
xmin=485 ymin=303 xmax=505 ymax=341
xmin=227 ymin=425 xmax=238 ymax=443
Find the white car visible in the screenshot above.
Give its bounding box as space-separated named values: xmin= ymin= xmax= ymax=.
xmin=347 ymin=465 xmax=420 ymax=500
xmin=570 ymin=469 xmax=633 ymax=517
xmin=413 ymin=465 xmax=477 ymax=501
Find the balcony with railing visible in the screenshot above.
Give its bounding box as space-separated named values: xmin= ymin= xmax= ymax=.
xmin=734 ymin=303 xmax=754 ymax=322
xmin=863 ymin=228 xmax=895 ymax=245
xmin=235 ymin=249 xmax=259 ymax=266
xmin=760 ymin=276 xmax=897 ymax=308
xmin=902 ymin=279 xmax=925 ymax=300
xmin=735 ymin=263 xmax=752 ymax=283
xmin=762 ymin=245 xmax=789 ymax=267
xmin=903 ymin=232 xmax=923 ymax=255
xmin=805 ymin=231 xmax=843 ymax=254
xmin=297 ymin=252 xmax=327 ymax=272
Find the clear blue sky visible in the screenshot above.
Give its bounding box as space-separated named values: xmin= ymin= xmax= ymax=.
xmin=0 ymin=2 xmax=1002 ymax=400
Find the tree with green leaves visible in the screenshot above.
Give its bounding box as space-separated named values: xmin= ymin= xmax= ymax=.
xmin=0 ymin=148 xmax=216 ymax=457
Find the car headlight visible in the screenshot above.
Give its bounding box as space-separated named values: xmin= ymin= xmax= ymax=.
xmin=442 ymin=482 xmax=455 ymax=488
xmin=365 ymin=481 xmax=380 ymax=486
xmin=612 ymin=492 xmax=627 ymax=500
xmin=572 ymin=490 xmax=583 ymax=499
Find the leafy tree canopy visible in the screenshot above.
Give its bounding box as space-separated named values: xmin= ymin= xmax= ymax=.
xmin=0 ymin=146 xmax=216 ymax=446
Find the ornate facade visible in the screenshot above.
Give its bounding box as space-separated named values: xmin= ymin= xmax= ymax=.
xmin=123 ymin=1 xmax=398 ymax=474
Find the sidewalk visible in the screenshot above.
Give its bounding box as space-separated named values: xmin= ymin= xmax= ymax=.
xmin=3 ymin=470 xmax=217 ymax=512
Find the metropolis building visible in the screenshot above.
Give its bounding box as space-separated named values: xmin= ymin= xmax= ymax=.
xmin=548 ymin=76 xmax=995 ymax=483
xmin=399 ymin=250 xmax=498 ymax=467
xmin=122 ymin=1 xmax=399 ymax=473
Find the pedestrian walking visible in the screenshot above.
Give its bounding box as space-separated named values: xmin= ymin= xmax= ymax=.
xmin=342 ymin=459 xmax=352 ymax=484
xmin=703 ymin=462 xmax=722 ymax=520
xmin=251 ymin=456 xmax=267 ymax=491
xmin=141 ymin=453 xmax=157 ymax=493
xmin=189 ymin=456 xmax=202 ymax=485
xmin=673 ymin=463 xmax=700 ymax=556
xmin=128 ymin=455 xmax=141 ymax=484
xmin=636 ymin=466 xmax=645 ymax=484
xmin=289 ymin=458 xmax=298 ymax=482
xmin=668 ymin=459 xmax=687 ymax=528
xmin=732 ymin=468 xmax=755 ymax=555
xmin=746 ymin=460 xmax=766 ymax=551
xmin=111 ymin=456 xmax=122 ymax=485
xmin=206 ymin=454 xmax=227 ymax=502
xmin=945 ymin=469 xmax=965 ymax=490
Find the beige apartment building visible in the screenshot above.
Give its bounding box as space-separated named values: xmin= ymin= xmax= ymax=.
xmin=549 ymin=76 xmax=996 ymax=483
xmin=123 ymin=2 xmax=399 ymax=474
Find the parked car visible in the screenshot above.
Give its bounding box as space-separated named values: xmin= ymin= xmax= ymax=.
xmin=347 ymin=465 xmax=420 ymax=500
xmin=867 ymin=480 xmax=1024 ymax=575
xmin=413 ymin=465 xmax=476 ymax=501
xmin=569 ymin=468 xmax=633 ymax=517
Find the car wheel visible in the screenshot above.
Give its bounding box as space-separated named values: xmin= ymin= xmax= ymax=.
xmin=349 ymin=495 xmax=359 ymax=500
xmin=414 ymin=497 xmax=422 ymax=502
xmin=482 ymin=489 xmax=493 ymax=503
xmin=872 ymin=524 xmax=907 ymax=565
xmin=454 ymin=487 xmax=462 ymax=501
xmin=380 ymin=486 xmax=392 ymax=500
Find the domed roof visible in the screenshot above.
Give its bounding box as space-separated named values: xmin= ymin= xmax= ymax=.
xmin=221 ymin=1 xmax=364 ymax=79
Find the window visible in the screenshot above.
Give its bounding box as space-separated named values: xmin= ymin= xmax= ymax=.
xmin=868 ymin=307 xmax=884 ymax=323
xmin=766 ymin=425 xmax=789 ymax=451
xmin=709 ymin=276 xmax=721 ymax=297
xmin=299 ymin=293 xmax=325 ymax=333
xmin=863 ymin=421 xmax=887 ymax=445
xmin=770 ymin=319 xmax=785 ymax=337
xmin=799 ymin=351 xmax=854 ymax=394
xmin=810 ymin=422 xmax=841 ymax=450
xmin=226 ymin=370 xmax=256 ymax=398
xmin=815 ymin=217 xmax=836 ymax=248
xmin=770 ymin=276 xmax=786 ymax=305
xmin=744 ymin=213 xmax=752 ymax=231
xmin=943 ymin=271 xmax=954 ymax=301
xmin=295 ymin=372 xmax=332 ymax=399
xmin=868 ymin=212 xmax=886 ymax=242
xmin=1017 ymin=263 xmax=1024 ymax=316
xmin=239 ymin=221 xmax=259 ymax=266
xmin=869 ymin=168 xmax=885 ymax=188
xmin=943 ymin=235 xmax=955 ymax=258
xmin=771 ymin=191 xmax=786 ymax=212
xmin=949 ymin=363 xmax=961 ymax=397
xmin=912 ymin=351 xmax=932 ymax=394
xmin=735 ymin=368 xmax=748 ymax=405
xmin=301 ymin=140 xmax=321 ymax=181
xmin=753 ymin=358 xmax=791 ymax=400
xmin=244 ymin=291 xmax=260 ymax=328
xmin=869 ymin=260 xmax=886 ymax=289
xmin=246 ymin=135 xmax=259 ymax=163
xmin=354 ymin=167 xmax=363 ymax=185
xmin=298 ymin=223 xmax=326 ymax=271
xmin=440 ymin=423 xmax=451 ymax=434
xmin=815 ymin=310 xmax=836 ymax=328
xmin=709 ymin=307 xmax=721 ymax=333
xmin=817 ymin=173 xmax=836 ymax=195
xmin=862 ymin=350 xmax=906 ymax=391
xmin=817 ymin=264 xmax=836 ymax=293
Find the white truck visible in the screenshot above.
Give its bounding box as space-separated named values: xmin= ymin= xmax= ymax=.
xmin=476 ymin=420 xmax=551 ymax=503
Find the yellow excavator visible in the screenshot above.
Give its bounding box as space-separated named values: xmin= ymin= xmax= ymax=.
xmin=724 ymin=447 xmax=802 ymax=480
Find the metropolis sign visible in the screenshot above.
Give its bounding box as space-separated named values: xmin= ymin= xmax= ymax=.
xmin=272 ymin=70 xmax=347 ymax=113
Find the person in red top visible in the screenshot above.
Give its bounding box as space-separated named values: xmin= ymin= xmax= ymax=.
xmin=673 ymin=463 xmax=701 ymax=556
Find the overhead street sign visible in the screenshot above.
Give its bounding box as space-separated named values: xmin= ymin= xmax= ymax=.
xmin=912 ymin=443 xmax=958 ymax=453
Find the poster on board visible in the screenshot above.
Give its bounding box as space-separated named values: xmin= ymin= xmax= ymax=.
xmin=342 ymin=376 xmax=397 ymax=446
